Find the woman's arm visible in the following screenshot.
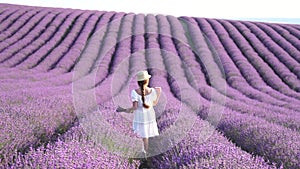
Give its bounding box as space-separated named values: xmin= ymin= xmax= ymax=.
xmin=153 ymin=87 xmax=161 ymax=106
xmin=126 ymin=101 xmax=138 ymax=113
xmin=116 ymin=101 xmax=138 ymax=113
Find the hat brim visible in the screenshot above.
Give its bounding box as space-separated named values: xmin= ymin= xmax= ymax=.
xmin=137 ymin=75 xmax=151 ymax=81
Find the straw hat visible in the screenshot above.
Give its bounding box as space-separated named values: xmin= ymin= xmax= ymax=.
xmin=136 ymin=70 xmax=151 ymax=81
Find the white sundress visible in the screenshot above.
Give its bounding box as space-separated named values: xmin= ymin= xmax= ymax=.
xmin=131 ymin=87 xmax=159 ymax=138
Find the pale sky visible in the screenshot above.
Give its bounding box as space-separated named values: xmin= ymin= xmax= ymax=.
xmin=0 ymin=0 xmax=300 ymax=24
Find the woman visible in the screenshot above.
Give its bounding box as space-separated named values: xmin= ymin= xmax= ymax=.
xmin=116 ymin=70 xmax=161 ymax=157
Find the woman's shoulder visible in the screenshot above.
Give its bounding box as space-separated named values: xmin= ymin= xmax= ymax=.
xmin=131 ymin=89 xmax=137 ymax=95
xmin=131 ymin=88 xmax=142 ymax=96
xmin=132 ymin=88 xmax=140 ymax=94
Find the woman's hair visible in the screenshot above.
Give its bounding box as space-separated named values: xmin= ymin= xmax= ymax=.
xmin=137 ymin=79 xmax=150 ymax=108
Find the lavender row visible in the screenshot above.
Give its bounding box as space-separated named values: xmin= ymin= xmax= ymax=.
xmin=198 ymin=19 xmax=299 ymax=110
xmin=279 ymin=24 xmax=300 ymax=53
xmin=167 ymin=15 xmax=300 ymax=113
xmin=293 ymin=24 xmax=300 ymax=30
xmin=56 ymin=11 xmax=105 ymax=72
xmin=0 ymin=7 xmax=30 ymax=33
xmin=91 ymin=12 xmax=131 ymax=86
xmin=132 ymin=14 xmax=146 ymax=53
xmin=85 ymin=12 xmax=125 ymax=75
xmin=228 ymin=20 xmax=300 ymax=94
xmin=72 ymin=12 xmax=128 ymax=97
xmin=176 ymin=17 xmax=227 ymax=96
xmin=210 ymin=18 xmax=300 ymax=99
xmin=193 ymin=17 xmax=300 ymax=107
xmin=5 ymin=9 xmax=70 ymax=68
xmin=165 ymin=17 xmax=300 ymax=131
xmin=241 ymin=21 xmax=300 ymax=83
xmin=106 ymin=13 xmax=134 ymax=75
xmin=10 ymin=10 xmax=72 ymax=69
xmin=144 ymin=14 xmax=206 ymax=113
xmin=72 ymin=11 xmax=115 ymax=80
xmin=0 ymin=7 xmax=19 ymax=25
xmin=96 ymin=13 xmax=148 ymax=97
xmin=0 ymin=8 xmax=40 ymax=42
xmin=0 ymin=68 xmax=73 ymax=92
xmin=2 ymin=10 xmax=61 ymax=67
xmin=178 ymin=16 xmax=298 ymax=113
xmin=266 ymin=23 xmax=300 ymax=62
xmin=195 ymin=18 xmax=291 ymax=105
xmin=253 ymin=21 xmax=300 ymax=78
xmin=16 ymin=10 xmax=85 ymax=71
xmin=0 ymin=9 xmax=42 ymax=62
xmin=34 ymin=11 xmax=94 ymax=71
xmin=216 ymin=107 xmax=300 ymax=169
xmin=44 ymin=10 xmax=110 ymax=72
xmin=0 ymin=9 xmax=51 ymax=58
xmin=210 ymin=18 xmax=299 ymax=98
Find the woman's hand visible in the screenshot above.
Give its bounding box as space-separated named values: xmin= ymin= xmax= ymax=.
xmin=153 ymin=87 xmax=162 ymax=106
xmin=116 ymin=106 xmax=126 ymax=112
xmin=126 ymin=108 xmax=134 ymax=113
xmin=116 ymin=106 xmax=135 ymax=113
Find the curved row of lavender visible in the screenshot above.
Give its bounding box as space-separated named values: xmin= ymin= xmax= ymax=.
xmin=0 ymin=3 xmax=299 ymax=169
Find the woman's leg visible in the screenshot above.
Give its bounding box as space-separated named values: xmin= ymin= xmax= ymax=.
xmin=142 ymin=138 xmax=149 ymax=152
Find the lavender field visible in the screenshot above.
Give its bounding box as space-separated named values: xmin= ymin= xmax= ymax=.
xmin=0 ymin=3 xmax=300 ymax=169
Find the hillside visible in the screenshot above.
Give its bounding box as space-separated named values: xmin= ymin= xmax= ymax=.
xmin=0 ymin=3 xmax=299 ymax=169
